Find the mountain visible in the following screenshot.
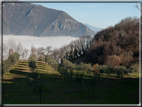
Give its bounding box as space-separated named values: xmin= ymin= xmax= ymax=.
xmin=84 ymin=24 xmax=103 ymax=34
xmin=3 ymin=2 xmax=95 ymax=37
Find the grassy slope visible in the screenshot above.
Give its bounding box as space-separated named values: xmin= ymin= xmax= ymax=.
xmin=2 ymin=60 xmax=139 ymax=104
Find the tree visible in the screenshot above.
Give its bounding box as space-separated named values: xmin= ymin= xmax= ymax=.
xmin=3 ymin=38 xmax=16 ymax=61
xmin=31 ymin=44 xmax=37 ymax=55
xmin=28 ymin=54 xmax=37 ymax=73
xmin=120 ymin=51 xmax=134 ymax=67
xmin=37 ymin=46 xmax=52 ymax=63
xmin=46 ymin=46 xmax=52 ymax=55
xmin=3 ymin=52 xmax=19 ymax=74
xmin=28 ymin=54 xmax=43 ymax=103
xmin=45 ymin=55 xmax=58 ymax=71
xmin=21 ymin=48 xmax=30 ymax=60
xmin=37 ymin=47 xmax=47 ymax=62
xmin=106 ymin=55 xmax=121 ymax=66
xmin=7 ymin=37 xmax=16 ymax=52
xmin=15 ymin=42 xmax=24 ymax=60
xmin=51 ymin=48 xmax=60 ymax=62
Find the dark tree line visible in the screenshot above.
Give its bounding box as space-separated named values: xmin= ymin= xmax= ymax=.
xmin=36 ymin=35 xmax=94 ymax=64
xmin=63 ymin=35 xmax=94 ymax=61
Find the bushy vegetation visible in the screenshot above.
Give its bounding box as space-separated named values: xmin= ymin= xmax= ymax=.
xmin=28 ymin=54 xmax=37 ymax=73
xmin=28 ymin=54 xmax=43 ymax=102
xmin=57 ymin=60 xmax=94 ymax=85
xmin=87 ymin=17 xmax=139 ymax=67
xmin=3 ymin=60 xmax=139 ymax=104
xmin=93 ymin=64 xmax=139 ymax=78
xmin=62 ymin=59 xmax=76 ymax=69
xmin=45 ymin=55 xmax=58 ymax=71
xmin=3 ymin=52 xmax=19 ymax=73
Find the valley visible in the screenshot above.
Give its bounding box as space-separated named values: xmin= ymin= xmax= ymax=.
xmin=1 ymin=2 xmax=140 ymax=105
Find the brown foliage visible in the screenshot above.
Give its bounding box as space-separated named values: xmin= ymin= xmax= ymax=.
xmin=105 ymin=55 xmax=121 ymax=66
xmin=87 ymin=17 xmax=139 ymax=66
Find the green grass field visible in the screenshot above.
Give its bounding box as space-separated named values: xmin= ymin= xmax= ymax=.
xmin=2 ymin=60 xmax=140 ymax=104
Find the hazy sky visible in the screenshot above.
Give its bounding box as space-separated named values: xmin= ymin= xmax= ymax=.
xmin=17 ymin=0 xmax=141 ymax=29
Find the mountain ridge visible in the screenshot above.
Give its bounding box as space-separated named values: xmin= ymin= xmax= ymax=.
xmin=84 ymin=23 xmax=103 ymax=34
xmin=3 ymin=3 xmax=95 ymax=37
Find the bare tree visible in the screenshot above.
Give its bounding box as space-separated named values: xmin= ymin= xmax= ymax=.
xmin=15 ymin=42 xmax=24 ymax=59
xmin=21 ymin=48 xmax=30 ymax=60
xmin=7 ymin=37 xmax=16 ymax=52
xmin=52 ymin=48 xmax=60 ymax=62
xmin=9 ymin=48 xmax=14 ymax=55
xmin=45 ymin=46 xmax=52 ymax=55
xmin=37 ymin=47 xmax=46 ymax=61
xmin=3 ymin=43 xmax=8 ymax=60
xmin=31 ymin=44 xmax=37 ymax=55
xmin=37 ymin=46 xmax=52 ymax=62
xmin=135 ymin=2 xmax=142 ymax=12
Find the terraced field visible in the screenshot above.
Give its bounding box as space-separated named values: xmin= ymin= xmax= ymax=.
xmin=2 ymin=60 xmax=140 ymax=104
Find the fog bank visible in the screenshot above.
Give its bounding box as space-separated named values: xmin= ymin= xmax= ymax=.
xmin=3 ymin=35 xmax=79 ymax=50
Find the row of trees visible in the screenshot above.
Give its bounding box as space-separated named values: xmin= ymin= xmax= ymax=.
xmin=2 ymin=35 xmax=94 ymax=63
xmin=49 ymin=59 xmax=138 ymax=96
xmin=2 ymin=37 xmax=29 ymax=61
xmin=25 ymin=35 xmax=94 ymax=64
xmin=93 ymin=64 xmax=138 ymax=78
xmin=63 ymin=35 xmax=94 ymax=61
xmin=1 ymin=34 xmax=95 ymax=75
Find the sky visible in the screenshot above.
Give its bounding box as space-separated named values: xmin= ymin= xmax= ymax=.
xmin=16 ymin=0 xmax=141 ymax=29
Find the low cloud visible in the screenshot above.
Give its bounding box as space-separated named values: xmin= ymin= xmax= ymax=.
xmin=3 ymin=35 xmax=79 ymax=50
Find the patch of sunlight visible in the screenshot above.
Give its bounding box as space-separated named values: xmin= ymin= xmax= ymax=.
xmin=5 ymin=72 xmax=11 ymax=75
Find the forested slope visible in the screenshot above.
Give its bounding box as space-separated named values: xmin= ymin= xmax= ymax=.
xmin=86 ymin=17 xmax=139 ymax=67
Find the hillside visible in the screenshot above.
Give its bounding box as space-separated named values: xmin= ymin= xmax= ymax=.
xmin=86 ymin=17 xmax=139 ymax=67
xmin=3 ymin=2 xmax=95 ymax=37
xmin=2 ymin=60 xmax=139 ymax=104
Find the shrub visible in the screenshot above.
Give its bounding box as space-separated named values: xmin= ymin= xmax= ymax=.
xmin=46 ymin=55 xmax=58 ymax=71
xmin=28 ymin=54 xmax=43 ymax=98
xmin=28 ymin=54 xmax=37 ymax=73
xmin=120 ymin=66 xmax=129 ymax=76
xmin=28 ymin=54 xmax=37 ymax=61
xmin=129 ymin=65 xmax=139 ymax=73
xmin=83 ymin=63 xmax=93 ymax=71
xmin=115 ymin=66 xmax=123 ymax=78
xmin=28 ymin=60 xmax=37 ymax=70
xmin=68 ymin=69 xmax=74 ymax=80
xmin=93 ymin=63 xmax=100 ymax=73
xmin=3 ymin=60 xmax=12 ymax=73
xmin=2 ymin=53 xmax=20 ymax=74
xmin=8 ymin=52 xmax=19 ymax=66
xmin=14 ymin=52 xmax=20 ymax=61
xmin=106 ymin=65 xmax=114 ymax=75
xmin=62 ymin=59 xmax=76 ymax=69
xmin=99 ymin=65 xmax=108 ymax=74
